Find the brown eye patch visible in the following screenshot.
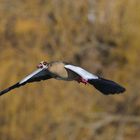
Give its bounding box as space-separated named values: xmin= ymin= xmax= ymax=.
xmin=43 ymin=61 xmax=47 ymax=65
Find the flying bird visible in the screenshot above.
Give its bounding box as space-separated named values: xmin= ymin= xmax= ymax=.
xmin=0 ymin=61 xmax=125 ymax=96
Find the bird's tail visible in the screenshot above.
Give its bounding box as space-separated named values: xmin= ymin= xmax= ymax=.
xmin=88 ymin=77 xmax=125 ymax=95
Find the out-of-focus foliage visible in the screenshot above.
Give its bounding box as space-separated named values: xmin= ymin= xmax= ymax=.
xmin=0 ymin=0 xmax=140 ymax=140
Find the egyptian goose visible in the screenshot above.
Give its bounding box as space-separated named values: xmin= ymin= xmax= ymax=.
xmin=0 ymin=61 xmax=125 ymax=96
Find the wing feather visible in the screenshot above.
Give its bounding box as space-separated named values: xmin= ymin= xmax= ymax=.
xmin=0 ymin=68 xmax=52 ymax=96
xmin=65 ymin=64 xmax=125 ymax=95
xmin=64 ymin=64 xmax=98 ymax=80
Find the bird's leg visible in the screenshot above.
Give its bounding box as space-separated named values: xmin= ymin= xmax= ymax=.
xmin=76 ymin=77 xmax=88 ymax=85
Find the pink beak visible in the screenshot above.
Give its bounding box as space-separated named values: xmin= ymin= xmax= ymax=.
xmin=37 ymin=64 xmax=43 ymax=69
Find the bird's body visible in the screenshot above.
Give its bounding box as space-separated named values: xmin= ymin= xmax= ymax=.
xmin=0 ymin=61 xmax=126 ymax=96
xmin=47 ymin=61 xmax=79 ymax=81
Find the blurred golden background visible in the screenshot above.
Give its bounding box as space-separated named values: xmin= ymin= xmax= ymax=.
xmin=0 ymin=0 xmax=140 ymax=140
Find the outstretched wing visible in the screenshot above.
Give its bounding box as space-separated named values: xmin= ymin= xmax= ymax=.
xmin=88 ymin=78 xmax=125 ymax=95
xmin=64 ymin=64 xmax=98 ymax=80
xmin=0 ymin=68 xmax=52 ymax=96
xmin=65 ymin=64 xmax=125 ymax=95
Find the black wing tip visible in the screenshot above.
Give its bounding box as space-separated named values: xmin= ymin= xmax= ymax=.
xmin=0 ymin=88 xmax=11 ymax=96
xmin=0 ymin=82 xmax=20 ymax=96
xmin=105 ymin=86 xmax=126 ymax=95
xmin=88 ymin=78 xmax=126 ymax=95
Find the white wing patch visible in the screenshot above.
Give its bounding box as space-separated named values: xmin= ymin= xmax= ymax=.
xmin=65 ymin=65 xmax=98 ymax=80
xmin=19 ymin=68 xmax=46 ymax=84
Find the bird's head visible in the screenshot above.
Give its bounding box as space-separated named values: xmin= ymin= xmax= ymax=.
xmin=37 ymin=61 xmax=48 ymax=69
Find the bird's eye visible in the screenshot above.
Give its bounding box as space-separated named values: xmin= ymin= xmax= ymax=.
xmin=43 ymin=61 xmax=47 ymax=65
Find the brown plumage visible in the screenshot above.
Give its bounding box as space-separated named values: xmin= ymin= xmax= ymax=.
xmin=48 ymin=61 xmax=80 ymax=80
